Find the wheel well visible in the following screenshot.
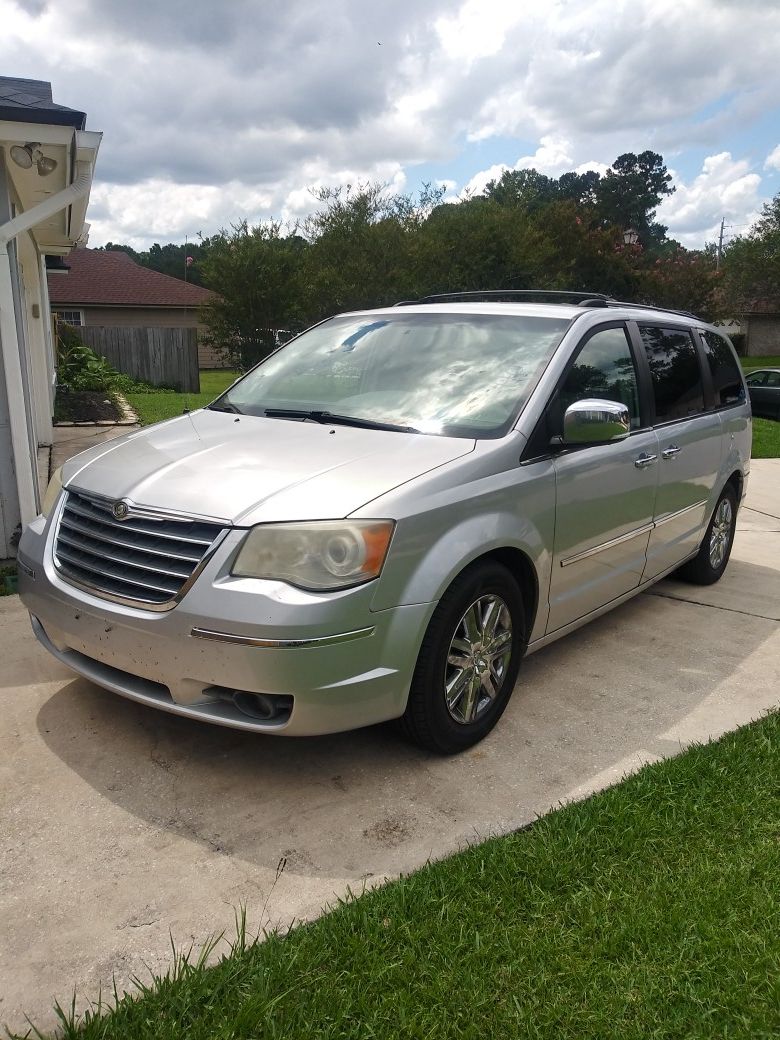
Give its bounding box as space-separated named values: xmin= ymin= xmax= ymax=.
xmin=473 ymin=547 xmax=538 ymax=640
xmin=725 ymin=469 xmax=743 ymax=504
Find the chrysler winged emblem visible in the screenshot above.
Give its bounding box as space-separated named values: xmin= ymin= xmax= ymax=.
xmin=111 ymin=500 xmax=130 ymax=521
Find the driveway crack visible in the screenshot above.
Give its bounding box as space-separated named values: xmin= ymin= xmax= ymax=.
xmin=743 ymin=506 xmax=780 ymax=522
xmin=647 ymin=590 xmax=779 ymax=622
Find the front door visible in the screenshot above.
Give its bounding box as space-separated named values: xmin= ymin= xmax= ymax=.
xmin=547 ymin=325 xmax=658 ymax=633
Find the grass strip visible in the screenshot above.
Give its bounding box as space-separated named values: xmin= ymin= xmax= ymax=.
xmin=126 ymin=370 xmax=239 ymax=426
xmin=741 ymin=355 xmax=780 ymax=370
xmin=752 ymin=417 xmax=780 ymax=458
xmin=33 ymin=712 xmax=780 ymax=1039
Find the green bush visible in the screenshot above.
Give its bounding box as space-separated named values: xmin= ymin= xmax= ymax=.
xmin=56 ymin=324 xmax=119 ymax=392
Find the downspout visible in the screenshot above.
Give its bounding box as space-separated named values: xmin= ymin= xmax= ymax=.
xmin=0 ymin=160 xmax=92 ymax=526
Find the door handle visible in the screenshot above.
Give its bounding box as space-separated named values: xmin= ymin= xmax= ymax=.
xmin=662 ymin=444 xmax=681 ymax=459
xmin=634 ymin=452 xmax=658 ymax=468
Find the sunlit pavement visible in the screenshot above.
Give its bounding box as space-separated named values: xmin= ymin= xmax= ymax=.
xmin=1 ymin=460 xmax=778 ymax=1034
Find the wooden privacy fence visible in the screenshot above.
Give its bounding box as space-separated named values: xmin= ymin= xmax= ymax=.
xmin=77 ymin=326 xmax=200 ymax=392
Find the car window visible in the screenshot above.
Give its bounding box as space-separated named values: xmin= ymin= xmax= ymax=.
xmin=746 ymin=371 xmax=767 ymax=386
xmin=638 ymin=325 xmax=704 ymax=422
xmin=558 ymin=326 xmax=641 ymax=429
xmin=219 ymin=312 xmax=570 ymax=439
xmin=699 ymin=330 xmax=746 ymax=406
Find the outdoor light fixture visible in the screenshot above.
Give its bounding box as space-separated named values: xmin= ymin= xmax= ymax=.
xmin=9 ymin=142 xmax=58 ymax=177
xmin=623 ymin=227 xmax=640 ymax=246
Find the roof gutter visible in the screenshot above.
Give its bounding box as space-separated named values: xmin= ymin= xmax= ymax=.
xmin=0 ymin=159 xmax=93 ymax=527
xmin=0 ymin=160 xmax=92 ymax=247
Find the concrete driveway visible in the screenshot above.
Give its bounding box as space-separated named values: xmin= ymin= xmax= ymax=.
xmin=2 ymin=460 xmax=778 ymax=1033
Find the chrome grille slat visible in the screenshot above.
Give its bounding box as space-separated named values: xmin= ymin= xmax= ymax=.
xmin=55 ymin=548 xmax=181 ymax=596
xmin=56 ymin=531 xmax=193 ymax=580
xmin=55 ymin=490 xmax=225 ymax=607
xmin=58 ymin=516 xmax=202 ymax=563
xmin=64 ymin=498 xmax=217 ymax=546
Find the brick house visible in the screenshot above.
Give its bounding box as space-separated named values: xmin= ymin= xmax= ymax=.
xmin=47 ymin=248 xmax=224 ymax=368
xmin=743 ymin=299 xmax=780 ymax=357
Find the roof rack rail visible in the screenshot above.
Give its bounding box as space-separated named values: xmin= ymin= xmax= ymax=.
xmin=394 ymin=290 xmax=613 ymax=307
xmin=392 ymin=290 xmax=700 ymax=321
xmin=608 ymin=300 xmax=698 ymax=320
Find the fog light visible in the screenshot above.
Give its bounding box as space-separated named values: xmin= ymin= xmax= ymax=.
xmin=232 ymin=691 xmax=279 ymax=720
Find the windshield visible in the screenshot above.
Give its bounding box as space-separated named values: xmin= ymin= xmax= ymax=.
xmin=216 ymin=312 xmax=570 ymax=438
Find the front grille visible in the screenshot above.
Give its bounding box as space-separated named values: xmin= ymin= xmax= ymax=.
xmin=54 ymin=490 xmax=224 ymax=607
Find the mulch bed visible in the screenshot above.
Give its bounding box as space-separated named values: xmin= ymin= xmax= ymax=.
xmin=54 ymin=391 xmax=123 ymax=423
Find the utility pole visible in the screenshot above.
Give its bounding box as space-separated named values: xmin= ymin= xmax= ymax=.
xmin=717 ymin=217 xmax=725 ymax=269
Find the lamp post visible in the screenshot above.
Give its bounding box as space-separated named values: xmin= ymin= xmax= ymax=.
xmin=623 ymin=227 xmax=640 ymax=247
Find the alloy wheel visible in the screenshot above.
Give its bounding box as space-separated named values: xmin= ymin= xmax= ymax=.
xmin=709 ymin=497 xmax=733 ymax=570
xmin=444 ymin=594 xmax=513 ymax=725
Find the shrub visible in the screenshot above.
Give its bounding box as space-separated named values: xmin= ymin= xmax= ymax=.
xmin=56 ymin=323 xmax=119 ymax=392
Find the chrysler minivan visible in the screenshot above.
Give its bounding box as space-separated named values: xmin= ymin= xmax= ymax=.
xmin=18 ymin=291 xmax=750 ymax=753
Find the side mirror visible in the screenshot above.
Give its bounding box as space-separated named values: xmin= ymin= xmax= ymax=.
xmin=563 ymin=399 xmax=631 ymax=445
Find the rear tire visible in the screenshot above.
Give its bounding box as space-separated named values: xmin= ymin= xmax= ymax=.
xmin=399 ymin=561 xmax=526 ymax=754
xmin=677 ymin=485 xmax=737 ymax=586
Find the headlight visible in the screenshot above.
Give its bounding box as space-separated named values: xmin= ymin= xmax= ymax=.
xmin=232 ymin=520 xmax=395 ymax=591
xmin=41 ymin=466 xmax=63 ymax=518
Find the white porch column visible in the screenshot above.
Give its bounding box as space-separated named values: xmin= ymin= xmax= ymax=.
xmin=0 ymin=241 xmax=38 ymax=525
xmin=0 ymin=159 xmax=95 ymax=528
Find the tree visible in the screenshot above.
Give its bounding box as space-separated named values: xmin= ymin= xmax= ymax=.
xmin=99 ymin=240 xmax=210 ymax=285
xmin=594 ymin=151 xmax=675 ymax=247
xmin=198 ymin=221 xmax=306 ymax=369
xmin=524 ymin=200 xmax=638 ymax=297
xmin=636 ymin=247 xmax=722 ymax=321
xmin=482 ymin=169 xmax=559 ymax=210
xmin=302 ymin=182 xmax=443 ymax=317
xmin=721 ymin=193 xmax=780 ymax=313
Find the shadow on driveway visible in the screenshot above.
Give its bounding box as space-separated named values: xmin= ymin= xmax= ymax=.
xmin=34 ymin=556 xmax=780 ymax=880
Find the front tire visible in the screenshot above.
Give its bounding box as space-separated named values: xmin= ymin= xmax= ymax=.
xmin=677 ymin=485 xmax=737 ymax=585
xmin=399 ymin=561 xmax=526 ymax=754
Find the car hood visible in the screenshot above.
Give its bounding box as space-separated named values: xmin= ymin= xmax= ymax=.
xmin=62 ymin=409 xmax=475 ymax=525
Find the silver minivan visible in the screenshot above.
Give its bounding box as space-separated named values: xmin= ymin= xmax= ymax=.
xmin=18 ymin=292 xmax=750 ymax=753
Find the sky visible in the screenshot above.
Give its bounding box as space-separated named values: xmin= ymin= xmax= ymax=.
xmin=2 ymin=0 xmax=780 ymax=252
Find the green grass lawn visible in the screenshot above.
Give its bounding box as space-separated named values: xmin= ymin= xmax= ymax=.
xmin=126 ymin=370 xmax=238 ymax=426
xmin=741 ymin=355 xmax=780 ymax=370
xmin=34 ymin=713 xmax=780 ymax=1040
xmin=752 ymin=417 xmax=780 ymax=458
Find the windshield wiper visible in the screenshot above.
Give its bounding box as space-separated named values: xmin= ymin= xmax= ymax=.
xmin=262 ymin=408 xmax=419 ymax=433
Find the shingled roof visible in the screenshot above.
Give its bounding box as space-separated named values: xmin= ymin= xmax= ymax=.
xmin=0 ymin=76 xmax=86 ymax=129
xmin=48 ymin=249 xmax=213 ymax=307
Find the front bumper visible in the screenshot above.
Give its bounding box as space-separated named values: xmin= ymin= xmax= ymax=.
xmin=18 ymin=513 xmax=433 ymax=736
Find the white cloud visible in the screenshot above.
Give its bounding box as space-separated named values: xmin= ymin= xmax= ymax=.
xmin=434 ymin=0 xmax=526 ymax=64
xmin=575 ymin=161 xmax=609 ymax=177
xmin=2 ymin=0 xmax=779 ymax=248
xmin=462 ymin=135 xmax=575 ymax=195
xmin=657 ymin=152 xmax=763 ymax=247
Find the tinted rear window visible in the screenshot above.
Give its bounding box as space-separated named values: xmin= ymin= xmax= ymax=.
xmin=638 ymin=325 xmax=704 ymax=422
xmin=700 ymin=330 xmax=745 ymax=407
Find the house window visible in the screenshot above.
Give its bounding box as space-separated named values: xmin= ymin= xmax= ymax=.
xmin=53 ymin=309 xmax=84 ymax=326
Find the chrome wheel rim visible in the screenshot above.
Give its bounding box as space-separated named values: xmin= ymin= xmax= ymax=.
xmin=709 ymin=497 xmax=733 ymax=570
xmin=444 ymin=594 xmax=513 ymax=725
